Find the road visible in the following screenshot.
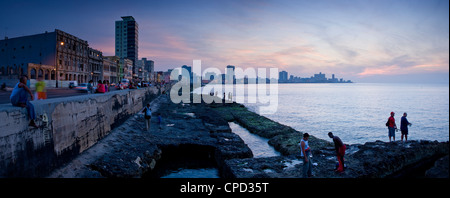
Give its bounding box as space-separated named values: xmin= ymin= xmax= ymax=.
xmin=0 ymin=87 xmax=120 ymax=104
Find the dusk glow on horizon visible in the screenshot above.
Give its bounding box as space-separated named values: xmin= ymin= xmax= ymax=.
xmin=1 ymin=0 xmax=448 ymax=83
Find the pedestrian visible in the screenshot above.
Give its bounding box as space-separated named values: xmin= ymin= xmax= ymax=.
xmin=87 ymin=80 xmax=93 ymax=94
xmin=300 ymin=133 xmax=313 ymax=178
xmin=96 ymin=80 xmax=105 ymax=93
xmin=142 ymin=104 xmax=152 ymax=131
xmin=328 ymin=132 xmax=346 ymax=172
xmin=400 ymin=112 xmax=412 ymax=142
xmin=10 ymin=75 xmax=38 ymax=128
xmin=35 ymin=75 xmax=47 ymax=100
xmin=157 ymin=113 xmax=162 ymax=130
xmin=103 ymin=80 xmax=108 ymax=92
xmin=386 ymin=112 xmax=397 ymax=142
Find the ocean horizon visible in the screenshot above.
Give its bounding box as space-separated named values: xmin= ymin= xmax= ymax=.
xmin=196 ymin=82 xmax=449 ymax=144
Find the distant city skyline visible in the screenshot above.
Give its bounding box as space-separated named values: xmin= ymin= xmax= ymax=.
xmin=279 ymin=71 xmax=352 ymax=83
xmin=0 ymin=0 xmax=448 ymax=83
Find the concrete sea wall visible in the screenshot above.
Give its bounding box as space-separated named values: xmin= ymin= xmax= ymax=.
xmin=0 ymin=86 xmax=167 ymax=177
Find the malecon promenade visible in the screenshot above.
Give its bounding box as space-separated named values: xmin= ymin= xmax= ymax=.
xmin=1 ymin=84 xmax=446 ymax=178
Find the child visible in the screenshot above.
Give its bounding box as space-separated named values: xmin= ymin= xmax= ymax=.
xmin=157 ymin=113 xmax=162 ymax=130
xmin=35 ymin=76 xmax=47 ymax=100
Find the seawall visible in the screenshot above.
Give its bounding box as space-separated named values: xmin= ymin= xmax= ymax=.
xmin=0 ymin=85 xmax=168 ymax=177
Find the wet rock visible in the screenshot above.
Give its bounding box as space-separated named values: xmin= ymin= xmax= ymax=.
xmin=425 ymin=155 xmax=449 ymax=178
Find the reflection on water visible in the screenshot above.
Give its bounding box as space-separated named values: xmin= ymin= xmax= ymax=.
xmin=228 ymin=122 xmax=281 ymax=158
xmin=162 ymin=168 xmax=219 ymax=178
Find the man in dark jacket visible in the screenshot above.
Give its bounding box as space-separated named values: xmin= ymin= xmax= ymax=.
xmin=400 ymin=112 xmax=412 ymax=142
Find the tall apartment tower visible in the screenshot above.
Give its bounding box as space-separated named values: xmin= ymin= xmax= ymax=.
xmin=115 ymin=16 xmax=139 ymax=69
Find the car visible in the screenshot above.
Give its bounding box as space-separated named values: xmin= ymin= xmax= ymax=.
xmin=119 ymin=79 xmax=130 ymax=89
xmin=73 ymin=83 xmax=89 ymax=92
xmin=68 ymin=81 xmax=78 ymax=89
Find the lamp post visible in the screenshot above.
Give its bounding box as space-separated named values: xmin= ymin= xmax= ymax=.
xmin=56 ymin=41 xmax=64 ymax=88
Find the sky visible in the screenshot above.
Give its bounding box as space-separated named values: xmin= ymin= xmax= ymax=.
xmin=1 ymin=0 xmax=448 ymax=83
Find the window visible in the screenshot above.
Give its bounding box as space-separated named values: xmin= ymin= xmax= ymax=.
xmin=30 ymin=68 xmax=36 ymax=79
xmin=44 ymin=70 xmax=49 ymax=80
xmin=38 ymin=69 xmax=43 ymax=78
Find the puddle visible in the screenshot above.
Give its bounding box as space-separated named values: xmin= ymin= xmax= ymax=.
xmin=283 ymin=159 xmax=303 ymax=170
xmin=162 ymin=168 xmax=219 ymax=178
xmin=182 ymin=113 xmax=196 ymax=118
xmin=228 ymin=122 xmax=281 ymax=158
xmin=144 ymin=144 xmax=219 ymax=178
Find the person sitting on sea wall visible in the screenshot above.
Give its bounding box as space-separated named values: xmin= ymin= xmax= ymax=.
xmin=96 ymin=80 xmax=105 ymax=93
xmin=10 ymin=75 xmax=38 ymax=128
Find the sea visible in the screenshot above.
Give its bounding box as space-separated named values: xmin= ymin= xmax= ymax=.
xmin=196 ymin=83 xmax=449 ymax=144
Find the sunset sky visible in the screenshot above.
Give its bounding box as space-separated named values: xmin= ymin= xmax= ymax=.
xmin=1 ymin=0 xmax=448 ymax=83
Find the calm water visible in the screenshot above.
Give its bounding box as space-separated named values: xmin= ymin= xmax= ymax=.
xmin=196 ymin=83 xmax=449 ymax=144
xmin=228 ymin=122 xmax=280 ymax=158
xmin=246 ymin=83 xmax=449 ymax=144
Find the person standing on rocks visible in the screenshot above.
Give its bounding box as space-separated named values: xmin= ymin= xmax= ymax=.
xmin=328 ymin=132 xmax=346 ymax=173
xmin=300 ymin=133 xmax=313 ymax=178
xmin=142 ymin=104 xmax=152 ymax=131
xmin=400 ymin=112 xmax=412 ymax=142
xmin=386 ymin=112 xmax=397 ymax=142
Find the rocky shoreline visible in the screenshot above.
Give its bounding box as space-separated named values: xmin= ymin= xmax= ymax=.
xmin=48 ymin=93 xmax=449 ymax=178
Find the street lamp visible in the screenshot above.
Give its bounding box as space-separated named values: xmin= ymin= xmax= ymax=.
xmin=56 ymin=41 xmax=64 ymax=88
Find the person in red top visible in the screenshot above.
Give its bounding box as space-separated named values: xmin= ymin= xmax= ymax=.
xmin=387 ymin=112 xmax=397 ymax=142
xmin=96 ymin=80 xmax=105 ymax=93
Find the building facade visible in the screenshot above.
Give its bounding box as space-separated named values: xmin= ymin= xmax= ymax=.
xmin=88 ymin=48 xmax=103 ymax=83
xmin=115 ymin=16 xmax=139 ymax=71
xmin=121 ymin=58 xmax=133 ymax=80
xmin=103 ymin=56 xmax=119 ymax=84
xmin=0 ymin=29 xmax=100 ymax=87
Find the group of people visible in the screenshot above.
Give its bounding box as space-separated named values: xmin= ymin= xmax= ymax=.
xmin=386 ymin=111 xmax=412 ymax=142
xmin=300 ymin=112 xmax=412 ymax=178
xmin=87 ymin=80 xmax=110 ymax=94
xmin=300 ymin=132 xmax=346 ymax=178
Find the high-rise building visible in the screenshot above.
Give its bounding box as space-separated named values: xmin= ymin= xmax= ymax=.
xmin=115 ymin=16 xmax=139 ymax=72
xmin=279 ymin=71 xmax=288 ymax=83
xmin=226 ymin=65 xmax=235 ymax=84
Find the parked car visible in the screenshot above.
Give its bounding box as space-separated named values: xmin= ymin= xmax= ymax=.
xmin=73 ymin=83 xmax=89 ymax=92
